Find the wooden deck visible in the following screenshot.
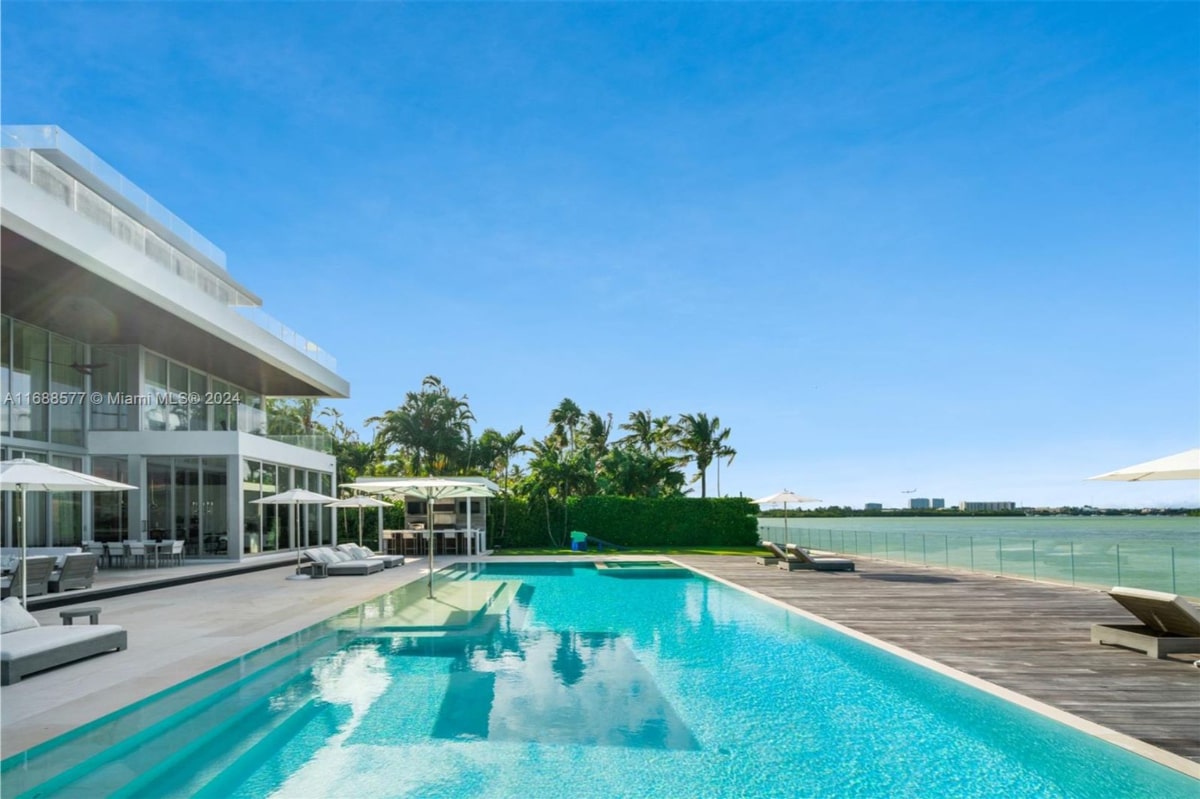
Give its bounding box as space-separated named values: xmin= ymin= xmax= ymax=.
xmin=674 ymin=554 xmax=1200 ymax=765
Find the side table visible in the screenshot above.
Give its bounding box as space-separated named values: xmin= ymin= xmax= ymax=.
xmin=60 ymin=607 xmax=102 ymax=625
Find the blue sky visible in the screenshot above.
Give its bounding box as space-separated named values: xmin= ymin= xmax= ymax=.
xmin=3 ymin=3 xmax=1197 ymax=508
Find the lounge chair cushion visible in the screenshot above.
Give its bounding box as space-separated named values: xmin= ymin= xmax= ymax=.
xmin=338 ymin=544 xmax=405 ymax=567
xmin=1107 ymin=587 xmax=1200 ymax=636
xmin=1 ymin=624 xmax=126 ymax=659
xmin=303 ymin=549 xmax=334 ymax=564
xmin=1 ymin=597 xmax=38 ymax=634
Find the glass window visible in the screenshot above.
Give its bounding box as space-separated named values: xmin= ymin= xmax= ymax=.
xmin=147 ymin=457 xmax=173 ymax=539
xmin=92 ymin=457 xmax=129 ymax=542
xmin=321 ymin=473 xmax=333 ymax=547
xmin=49 ymin=454 xmax=83 ymax=547
xmin=12 ymin=321 xmax=48 ymax=440
xmin=174 ymin=457 xmax=200 ymax=550
xmin=189 ymin=370 xmax=208 ymax=431
xmin=90 ymin=346 xmax=130 ymax=431
xmin=212 ymin=379 xmax=232 ymax=431
xmin=202 ymin=457 xmax=228 ymax=557
xmin=168 ymin=362 xmax=188 ymax=431
xmin=144 ymin=353 xmax=169 ymax=430
xmin=243 ymin=459 xmax=262 ymax=555
xmin=262 ymin=463 xmax=278 ymax=551
xmin=50 ymin=335 xmax=85 ymax=447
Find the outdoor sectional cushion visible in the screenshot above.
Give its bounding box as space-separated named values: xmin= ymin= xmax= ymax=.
xmin=0 ymin=598 xmax=127 ymax=685
xmin=0 ymin=547 xmax=82 ymax=570
xmin=1 ymin=597 xmax=39 ymax=634
xmin=337 ymin=544 xmax=404 ymax=568
xmin=302 ymin=548 xmax=383 ymax=575
xmin=326 ymin=558 xmax=384 ymax=576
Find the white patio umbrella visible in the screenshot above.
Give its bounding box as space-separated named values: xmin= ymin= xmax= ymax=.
xmin=343 ymin=477 xmax=496 ymax=599
xmin=252 ymin=488 xmax=338 ymax=580
xmin=0 ymin=458 xmax=137 ymax=605
xmin=1087 ymin=448 xmax=1200 ymax=482
xmin=325 ymin=495 xmax=393 ymax=547
xmin=753 ymin=490 xmax=821 ymax=541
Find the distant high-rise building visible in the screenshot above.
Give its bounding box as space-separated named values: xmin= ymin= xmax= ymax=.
xmin=932 ymin=498 xmax=945 ymax=509
xmin=864 ymin=503 xmax=883 ymax=512
xmin=909 ymin=498 xmax=931 ymax=510
xmin=959 ymin=501 xmax=1016 ymax=512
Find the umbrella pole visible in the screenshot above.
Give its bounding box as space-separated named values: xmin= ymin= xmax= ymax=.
xmin=294 ymin=504 xmax=301 ymax=574
xmin=783 ymin=501 xmax=789 ymax=546
xmin=358 ymin=507 xmax=364 ymax=548
xmin=20 ymin=487 xmax=28 ymax=607
xmin=428 ymin=491 xmax=435 ymax=599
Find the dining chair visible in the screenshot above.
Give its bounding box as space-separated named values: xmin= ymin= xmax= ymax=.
xmin=126 ymin=541 xmax=146 ymax=569
xmin=86 ymin=541 xmax=107 ymax=568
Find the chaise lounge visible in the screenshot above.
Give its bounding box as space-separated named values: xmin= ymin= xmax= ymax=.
xmin=761 ymin=541 xmax=856 ymax=572
xmin=1090 ymin=586 xmax=1200 ymax=659
xmin=1 ymin=597 xmax=127 ymax=685
xmin=336 ymin=544 xmax=405 ymax=568
xmin=302 ymin=547 xmax=385 ymax=576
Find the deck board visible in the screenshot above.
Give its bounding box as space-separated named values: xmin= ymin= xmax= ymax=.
xmin=675 ymin=554 xmax=1200 ymax=764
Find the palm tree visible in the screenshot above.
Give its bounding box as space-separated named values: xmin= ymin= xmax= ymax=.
xmin=675 ymin=412 xmax=733 ymax=499
xmin=366 ymin=375 xmax=475 ymax=475
xmin=617 ymin=410 xmax=676 ymax=454
xmin=579 ymin=411 xmax=612 ymax=459
xmin=478 ymin=426 xmax=525 ymax=538
xmin=548 ymin=398 xmax=582 ymax=450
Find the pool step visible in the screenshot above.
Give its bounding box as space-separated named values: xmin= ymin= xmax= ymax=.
xmin=332 ymin=579 xmax=514 ymax=633
xmin=187 ymin=697 xmax=340 ymax=798
xmin=4 ymin=631 xmax=347 ymax=798
xmin=119 ymin=693 xmax=338 ymax=799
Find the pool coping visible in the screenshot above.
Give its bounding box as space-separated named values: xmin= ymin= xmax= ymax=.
xmin=673 ymin=556 xmax=1200 ymax=780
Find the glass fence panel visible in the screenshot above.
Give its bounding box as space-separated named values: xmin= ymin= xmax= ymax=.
xmin=757 ymin=520 xmax=1197 ymax=597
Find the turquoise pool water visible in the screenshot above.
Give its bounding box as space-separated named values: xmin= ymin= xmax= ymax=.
xmin=3 ymin=562 xmax=1197 ymax=798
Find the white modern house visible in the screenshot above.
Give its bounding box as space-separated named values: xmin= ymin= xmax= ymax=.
xmin=0 ymin=125 xmax=350 ymax=560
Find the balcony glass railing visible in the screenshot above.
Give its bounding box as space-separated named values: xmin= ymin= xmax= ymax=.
xmin=266 ymin=433 xmax=334 ymax=454
xmin=234 ymin=308 xmax=338 ymax=372
xmin=2 ymin=125 xmax=227 ymax=268
xmin=234 ymin=405 xmax=331 ymax=453
xmin=757 ymin=520 xmax=1200 ymax=598
xmin=2 ymin=126 xmax=338 ymax=373
xmin=237 ymin=404 xmax=267 ymax=436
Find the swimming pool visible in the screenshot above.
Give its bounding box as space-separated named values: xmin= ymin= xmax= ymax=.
xmin=3 ymin=562 xmax=1197 ymax=798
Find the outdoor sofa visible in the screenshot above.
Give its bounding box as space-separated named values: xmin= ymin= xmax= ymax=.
xmin=301 ymin=547 xmax=385 ymax=576
xmin=0 ymin=597 xmax=127 ymax=685
xmin=1091 ymin=586 xmax=1200 ymax=659
xmin=49 ymin=552 xmax=99 ymax=593
xmin=0 ymin=556 xmax=57 ymax=600
xmin=336 ymin=544 xmax=405 ymax=568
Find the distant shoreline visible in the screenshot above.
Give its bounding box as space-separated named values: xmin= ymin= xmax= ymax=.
xmin=759 ymin=508 xmax=1200 ymax=518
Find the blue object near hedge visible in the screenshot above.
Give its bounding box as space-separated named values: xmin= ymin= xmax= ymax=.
xmin=570 ymin=531 xmax=588 ymax=551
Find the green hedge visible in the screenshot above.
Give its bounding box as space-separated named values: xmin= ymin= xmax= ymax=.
xmin=489 ymin=496 xmax=758 ymax=549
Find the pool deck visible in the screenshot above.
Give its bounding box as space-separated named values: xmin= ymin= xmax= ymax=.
xmin=673 ymin=553 xmax=1200 ymax=769
xmin=2 ymin=552 xmax=1198 ymax=775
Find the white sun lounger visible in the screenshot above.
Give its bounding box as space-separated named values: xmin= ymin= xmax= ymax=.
xmin=1091 ymin=586 xmax=1200 ymax=659
xmin=761 ymin=541 xmax=856 ymax=572
xmin=1 ymin=597 xmax=127 ymax=684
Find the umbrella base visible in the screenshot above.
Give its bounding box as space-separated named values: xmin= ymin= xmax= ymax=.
xmin=285 ymin=573 xmax=313 ymax=581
